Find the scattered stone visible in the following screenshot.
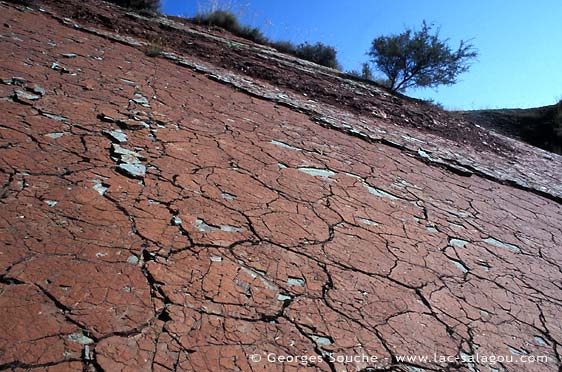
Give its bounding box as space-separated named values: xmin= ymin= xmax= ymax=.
xmin=61 ymin=53 xmax=78 ymax=58
xmin=91 ymin=179 xmax=109 ymax=196
xmin=171 ymin=216 xmax=182 ymax=226
xmin=42 ymin=112 xmax=68 ymax=122
xmin=132 ymin=93 xmax=149 ymax=106
xmin=43 ymin=200 xmax=57 ymax=207
xmin=127 ymin=255 xmax=139 ymax=265
xmin=1 ymin=77 xmax=26 ymax=86
xmin=14 ymin=90 xmax=41 ymax=102
xmin=104 ymin=129 xmax=128 ymax=144
xmin=97 ymin=113 xmax=117 ymax=123
xmin=31 ymin=84 xmax=46 ymax=96
xmin=117 ymin=118 xmax=149 ymax=130
xmin=45 ymin=132 xmax=65 ymax=139
xmin=297 ymin=167 xmax=335 ymax=179
xmin=116 ymin=163 xmax=146 ymax=179
xmin=426 ymin=225 xmax=439 ymax=233
xmin=194 ymin=218 xmax=243 ymax=233
xmin=534 ymin=336 xmax=548 ymax=346
xmin=483 ymin=237 xmax=521 ymax=253
xmin=210 ymin=256 xmax=222 ymax=262
xmin=449 ymin=238 xmax=469 ymax=248
xmin=276 ymin=294 xmax=292 ymax=301
xmin=270 ymin=139 xmax=303 ymax=151
xmin=221 ymin=192 xmax=236 ymax=200
xmin=508 ymin=346 xmax=528 ymax=356
xmin=449 ymin=258 xmax=469 ymax=273
xmin=50 ymin=62 xmax=70 ymax=73
xmin=111 ymin=143 xmax=145 ymax=161
xmin=358 ymin=217 xmax=379 ymax=226
xmin=287 ymin=277 xmax=305 ymax=286
xmin=417 ymin=149 xmax=433 ymax=161
xmin=310 ymin=335 xmax=333 ymax=347
xmin=67 ymin=333 xmax=94 ymax=345
xmin=364 ymin=184 xmax=399 ymax=200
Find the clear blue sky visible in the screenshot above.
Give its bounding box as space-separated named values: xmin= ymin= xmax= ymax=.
xmin=162 ymin=0 xmax=562 ymax=110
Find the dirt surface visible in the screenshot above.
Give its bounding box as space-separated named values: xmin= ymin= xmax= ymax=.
xmin=1 ymin=1 xmax=562 ymax=372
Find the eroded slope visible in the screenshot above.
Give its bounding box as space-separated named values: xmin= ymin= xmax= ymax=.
xmin=1 ymin=2 xmax=561 ymax=372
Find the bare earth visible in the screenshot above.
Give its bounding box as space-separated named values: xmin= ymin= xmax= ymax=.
xmin=1 ymin=1 xmax=561 ymax=371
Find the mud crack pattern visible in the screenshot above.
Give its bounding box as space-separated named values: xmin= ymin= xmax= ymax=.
xmin=0 ymin=3 xmax=561 ymax=372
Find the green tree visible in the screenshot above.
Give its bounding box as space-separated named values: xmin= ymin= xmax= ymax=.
xmin=368 ymin=21 xmax=477 ymax=92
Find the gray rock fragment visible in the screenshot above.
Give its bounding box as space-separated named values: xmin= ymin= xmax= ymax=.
xmin=117 ymin=118 xmax=148 ymax=130
xmin=14 ymin=90 xmax=40 ymax=101
xmin=45 ymin=132 xmax=65 ymax=139
xmin=104 ymin=129 xmax=128 ymax=144
xmin=111 ymin=144 xmax=145 ymax=161
xmin=116 ymin=163 xmax=146 ymax=179
xmin=132 ymin=94 xmax=149 ymax=106
xmin=91 ymin=179 xmax=109 ymax=196
xmin=50 ymin=62 xmax=70 ymax=73
xmin=44 ymin=200 xmax=57 ymax=207
xmin=1 ymin=77 xmax=26 ymax=86
xmin=68 ymin=333 xmax=94 ymax=345
xmin=31 ymin=84 xmax=46 ymax=96
xmin=287 ymin=277 xmax=305 ymax=286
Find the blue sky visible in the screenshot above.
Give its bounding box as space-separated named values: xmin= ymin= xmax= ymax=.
xmin=162 ymin=0 xmax=562 ymax=110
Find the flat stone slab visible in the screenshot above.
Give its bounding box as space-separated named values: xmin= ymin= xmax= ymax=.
xmin=116 ymin=163 xmax=146 ymax=178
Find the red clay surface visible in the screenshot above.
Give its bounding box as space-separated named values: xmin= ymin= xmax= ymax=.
xmin=1 ymin=1 xmax=562 ymax=371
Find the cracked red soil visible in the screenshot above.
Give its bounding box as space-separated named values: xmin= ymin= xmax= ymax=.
xmin=1 ymin=1 xmax=562 ymax=371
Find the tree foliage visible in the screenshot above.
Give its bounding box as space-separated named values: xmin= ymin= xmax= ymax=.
xmin=368 ymin=21 xmax=477 ymax=92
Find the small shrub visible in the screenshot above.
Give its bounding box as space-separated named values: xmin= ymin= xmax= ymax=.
xmin=192 ymin=10 xmax=241 ymax=32
xmin=295 ymin=42 xmax=339 ymax=69
xmin=347 ymin=63 xmax=374 ymax=80
xmin=105 ymin=0 xmax=161 ymax=12
xmin=238 ymin=26 xmax=268 ymax=44
xmin=360 ymin=63 xmax=373 ymax=80
xmin=271 ymin=41 xmax=297 ymax=55
xmin=423 ymin=98 xmax=444 ymax=110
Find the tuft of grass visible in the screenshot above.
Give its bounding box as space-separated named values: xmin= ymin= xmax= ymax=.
xmin=192 ymin=9 xmax=240 ymax=30
xmin=145 ymin=43 xmax=163 ymax=57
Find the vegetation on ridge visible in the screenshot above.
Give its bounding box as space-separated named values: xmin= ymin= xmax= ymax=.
xmin=106 ymin=0 xmax=161 ymax=13
xmin=192 ymin=10 xmax=340 ymax=69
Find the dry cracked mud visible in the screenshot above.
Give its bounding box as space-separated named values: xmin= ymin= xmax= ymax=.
xmin=1 ymin=2 xmax=561 ymax=371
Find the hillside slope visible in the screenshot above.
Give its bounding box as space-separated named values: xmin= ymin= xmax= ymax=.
xmin=1 ymin=1 xmax=561 ymax=371
xmin=462 ymin=103 xmax=562 ymax=154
